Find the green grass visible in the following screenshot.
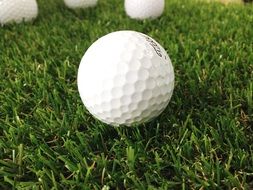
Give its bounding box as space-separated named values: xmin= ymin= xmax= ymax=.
xmin=0 ymin=0 xmax=253 ymax=189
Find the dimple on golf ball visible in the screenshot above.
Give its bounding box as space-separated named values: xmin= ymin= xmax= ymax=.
xmin=0 ymin=0 xmax=38 ymax=25
xmin=64 ymin=0 xmax=98 ymax=9
xmin=124 ymin=0 xmax=165 ymax=20
xmin=77 ymin=31 xmax=174 ymax=126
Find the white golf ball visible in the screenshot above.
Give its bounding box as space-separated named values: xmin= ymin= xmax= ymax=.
xmin=78 ymin=31 xmax=174 ymax=126
xmin=64 ymin=0 xmax=98 ymax=9
xmin=124 ymin=0 xmax=165 ymax=20
xmin=0 ymin=0 xmax=38 ymax=25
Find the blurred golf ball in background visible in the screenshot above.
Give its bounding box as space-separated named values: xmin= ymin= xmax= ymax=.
xmin=78 ymin=31 xmax=174 ymax=126
xmin=0 ymin=0 xmax=38 ymax=25
xmin=64 ymin=0 xmax=98 ymax=9
xmin=124 ymin=0 xmax=165 ymax=20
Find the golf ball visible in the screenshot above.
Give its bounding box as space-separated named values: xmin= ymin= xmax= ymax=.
xmin=125 ymin=0 xmax=165 ymax=20
xmin=78 ymin=31 xmax=174 ymax=126
xmin=64 ymin=0 xmax=98 ymax=9
xmin=0 ymin=0 xmax=38 ymax=25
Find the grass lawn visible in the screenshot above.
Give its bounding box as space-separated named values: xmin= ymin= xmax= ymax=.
xmin=0 ymin=0 xmax=253 ymax=189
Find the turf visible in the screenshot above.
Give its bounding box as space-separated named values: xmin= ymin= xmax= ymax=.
xmin=0 ymin=0 xmax=253 ymax=189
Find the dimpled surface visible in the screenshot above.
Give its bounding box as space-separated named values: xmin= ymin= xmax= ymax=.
xmin=0 ymin=0 xmax=38 ymax=25
xmin=125 ymin=0 xmax=165 ymax=20
xmin=78 ymin=31 xmax=174 ymax=126
xmin=64 ymin=0 xmax=98 ymax=9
